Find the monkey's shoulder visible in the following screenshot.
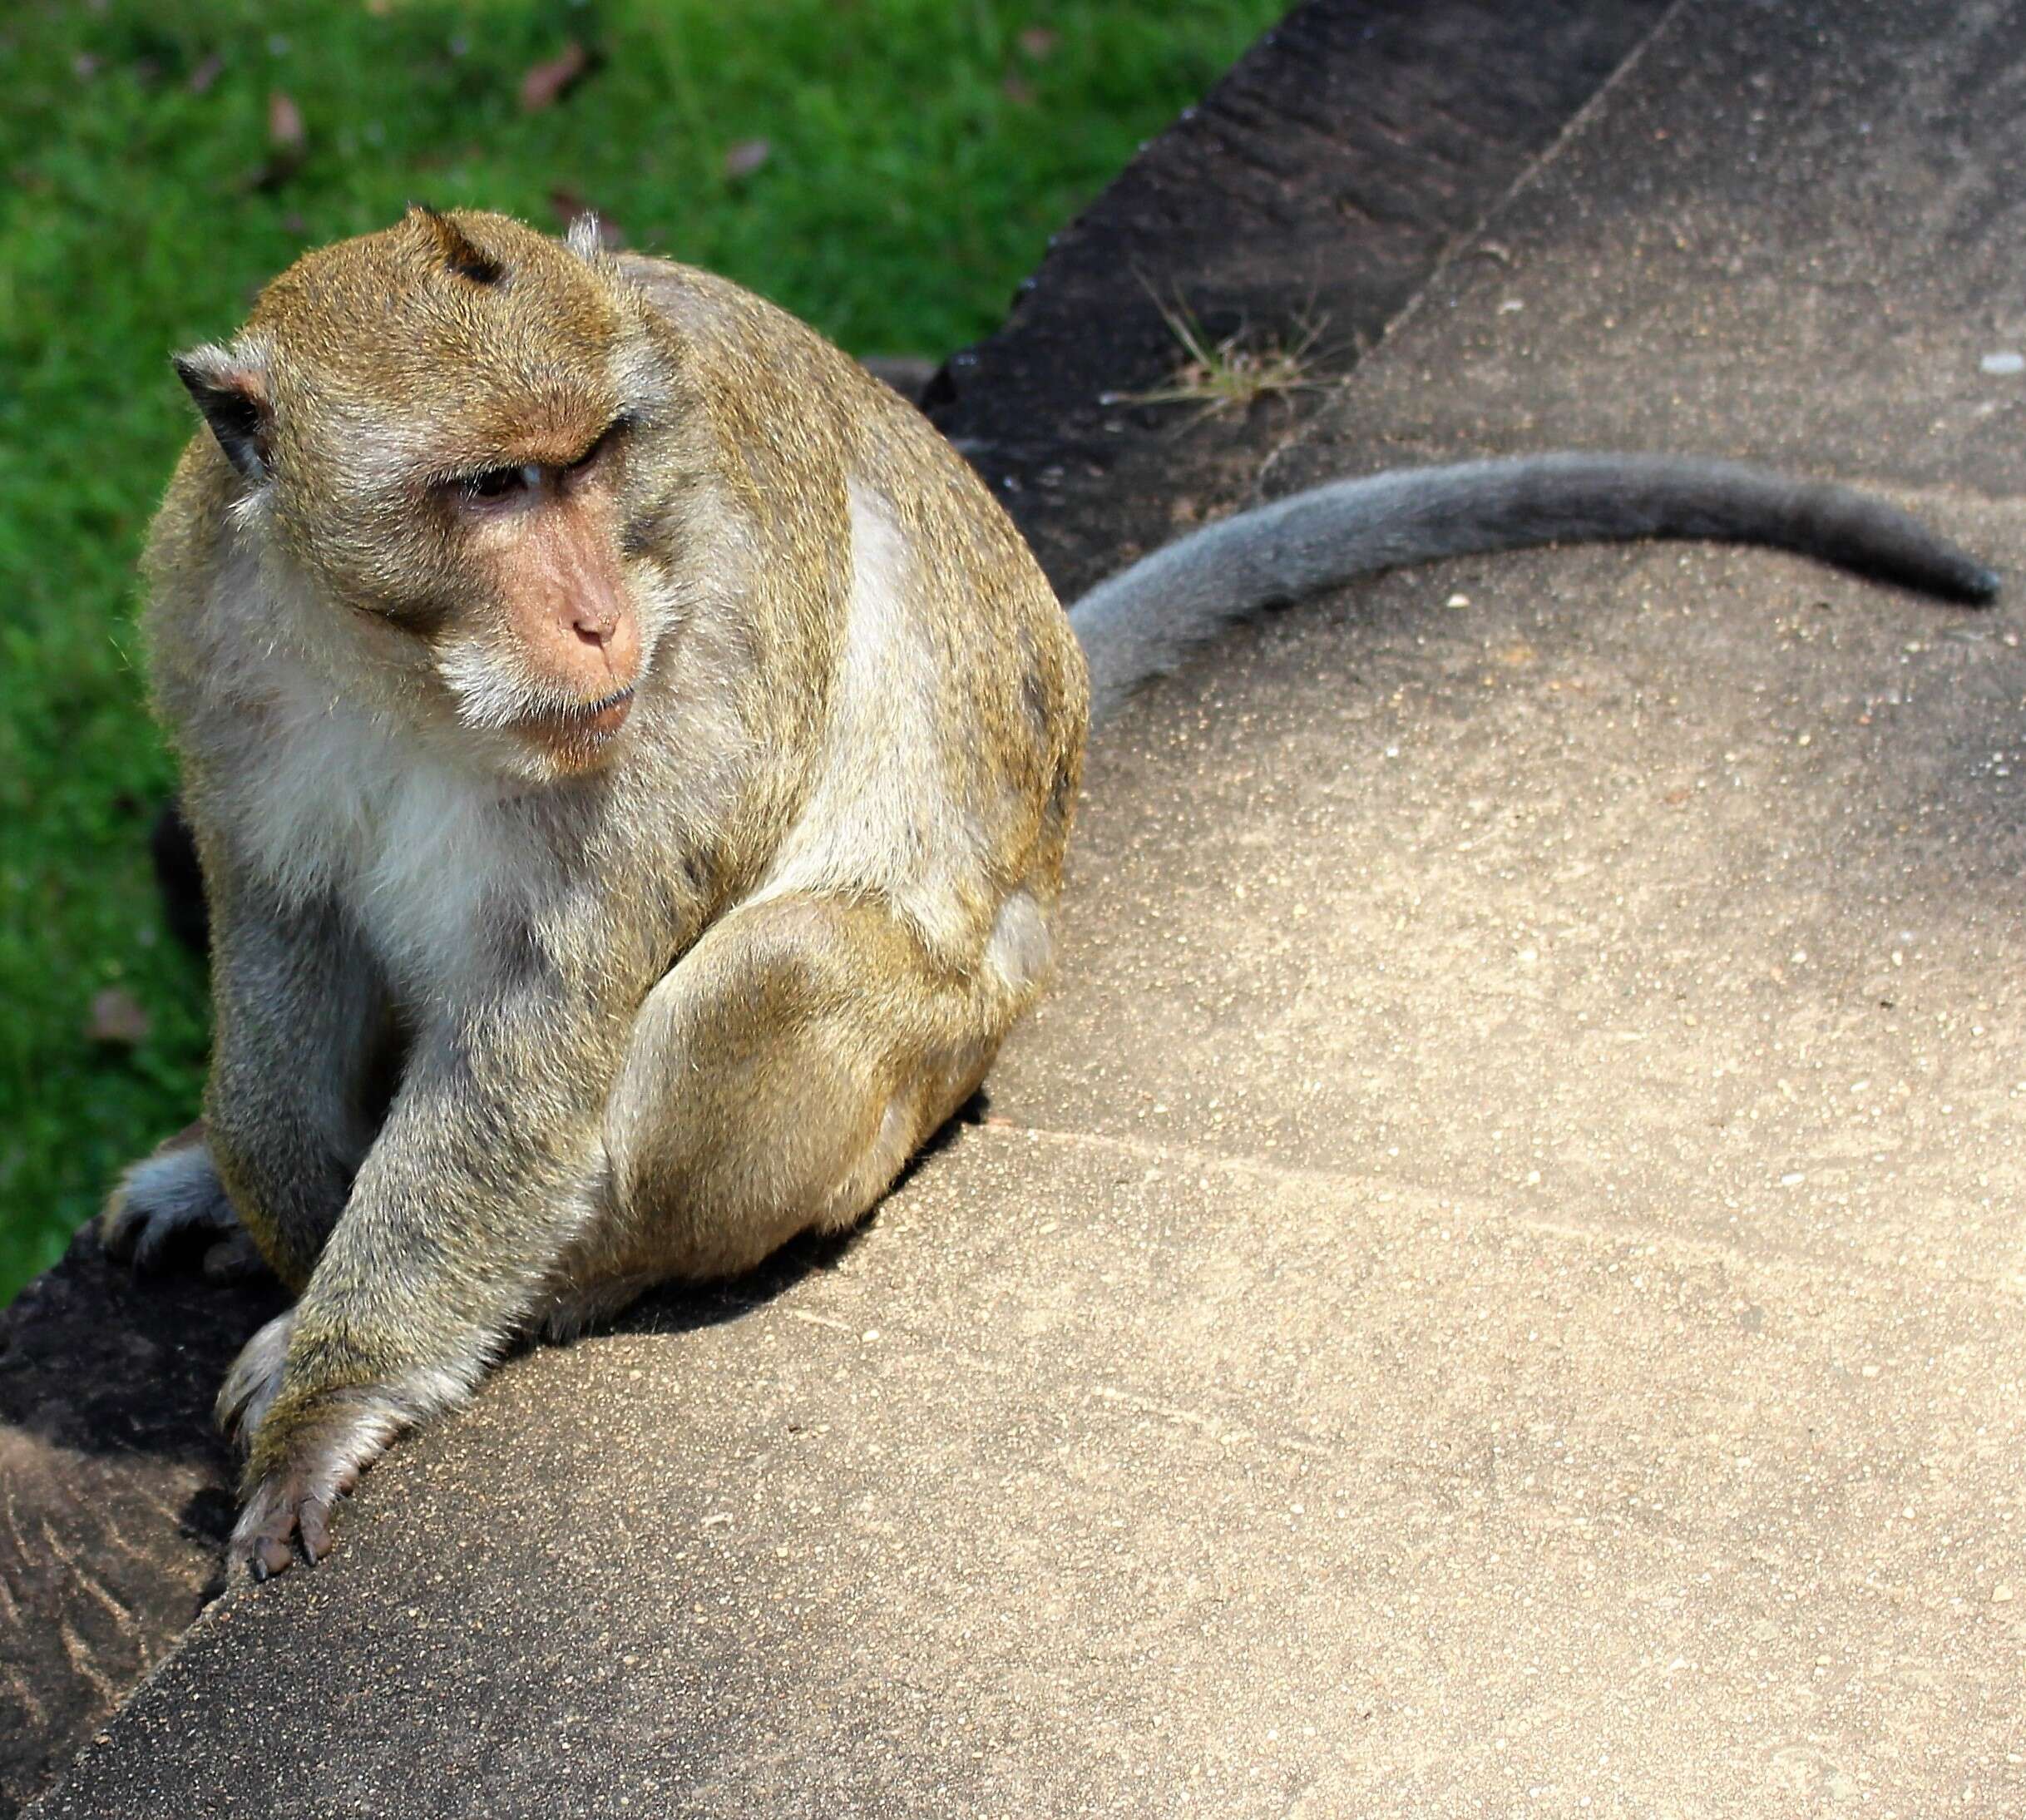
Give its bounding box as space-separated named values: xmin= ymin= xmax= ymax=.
xmin=616 ymin=254 xmax=877 ymax=400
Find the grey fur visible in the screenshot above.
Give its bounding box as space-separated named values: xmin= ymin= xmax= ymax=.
xmin=1070 ymin=453 xmax=2001 ymax=727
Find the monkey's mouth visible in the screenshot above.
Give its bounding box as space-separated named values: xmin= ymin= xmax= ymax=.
xmin=514 ymin=685 xmax=635 ymax=749
xmin=570 ymin=685 xmax=635 ymax=735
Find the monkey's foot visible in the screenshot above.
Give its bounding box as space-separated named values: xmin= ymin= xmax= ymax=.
xmin=231 ymin=1390 xmax=407 ymax=1580
xmin=102 ymin=1125 xmax=254 ymax=1276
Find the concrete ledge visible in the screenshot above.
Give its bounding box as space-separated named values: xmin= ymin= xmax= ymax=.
xmin=0 ymin=1241 xmax=284 ymax=1815
xmin=17 ymin=0 xmax=2026 ymax=1813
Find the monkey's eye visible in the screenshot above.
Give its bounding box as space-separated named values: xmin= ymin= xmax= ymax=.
xmin=463 ymin=464 xmax=545 ymax=502
xmin=564 ymin=413 xmax=634 ymax=478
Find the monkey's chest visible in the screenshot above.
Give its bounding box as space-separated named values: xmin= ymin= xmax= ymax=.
xmin=231 ymin=709 xmax=541 ymax=997
xmin=343 ymin=801 xmax=535 ymax=995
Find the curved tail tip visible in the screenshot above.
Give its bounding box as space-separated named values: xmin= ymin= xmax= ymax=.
xmin=1958 ymin=561 xmax=2003 ymax=606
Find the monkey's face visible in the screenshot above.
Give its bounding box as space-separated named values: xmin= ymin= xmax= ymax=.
xmin=173 ymin=208 xmax=681 ymax=780
xmin=408 ymin=408 xmax=649 ymax=779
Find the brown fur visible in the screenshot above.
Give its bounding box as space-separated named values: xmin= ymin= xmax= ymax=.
xmin=112 ymin=209 xmax=1086 ymax=1578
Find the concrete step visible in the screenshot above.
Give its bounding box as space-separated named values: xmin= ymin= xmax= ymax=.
xmin=24 ymin=0 xmax=2026 ymax=1813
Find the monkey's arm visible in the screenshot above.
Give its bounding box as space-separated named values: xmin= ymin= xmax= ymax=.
xmin=227 ymin=977 xmax=621 ymax=1578
xmin=1070 ymin=453 xmax=2000 ymax=726
xmin=109 ymin=874 xmax=385 ymax=1287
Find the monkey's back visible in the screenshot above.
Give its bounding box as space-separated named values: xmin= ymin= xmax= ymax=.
xmin=620 ymin=254 xmax=1089 ymax=977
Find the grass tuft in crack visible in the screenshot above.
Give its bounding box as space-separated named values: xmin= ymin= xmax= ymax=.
xmin=1106 ymin=294 xmax=1330 ymax=423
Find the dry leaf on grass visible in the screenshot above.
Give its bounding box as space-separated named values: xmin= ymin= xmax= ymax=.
xmin=268 ymin=90 xmax=304 ymax=151
xmin=520 ymin=41 xmax=589 ymax=111
xmin=722 ymin=137 xmax=772 ymax=180
xmin=86 ymin=988 xmax=150 ymax=1048
xmin=245 ymin=89 xmax=306 ymax=190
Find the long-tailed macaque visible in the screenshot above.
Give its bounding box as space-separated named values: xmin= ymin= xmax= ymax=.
xmin=103 ymin=208 xmax=1996 ymax=1577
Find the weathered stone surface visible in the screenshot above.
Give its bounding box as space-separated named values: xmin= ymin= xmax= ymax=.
xmin=1266 ymin=0 xmax=2026 ymax=499
xmin=0 ymin=1238 xmax=282 ymax=1815
xmin=993 ymin=512 xmax=2026 ymax=1284
xmin=27 ymin=1133 xmax=2026 ymax=1816
xmin=21 ymin=0 xmax=2026 ymax=1814
xmin=925 ymin=0 xmax=1672 ymax=599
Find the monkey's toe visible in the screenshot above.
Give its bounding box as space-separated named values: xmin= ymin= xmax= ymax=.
xmin=102 ymin=1135 xmax=239 ymax=1273
xmin=235 ymin=1465 xmax=352 ymax=1580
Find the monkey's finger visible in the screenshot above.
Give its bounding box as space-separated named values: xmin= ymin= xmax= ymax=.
xmin=97 ymin=1199 xmax=145 ymax=1262
xmin=250 ymin=1531 xmax=296 ymax=1583
xmin=296 ymin=1496 xmax=335 ymax=1565
xmin=235 ymin=1484 xmax=303 ymax=1582
xmin=215 ymin=1309 xmax=294 ymax=1446
xmin=203 ymin=1230 xmax=271 ymax=1283
xmin=216 ymin=1382 xmax=257 ymax=1448
xmin=100 ymin=1200 xmax=179 ymax=1272
xmin=104 ymin=1200 xmax=190 ymax=1274
xmin=131 ymin=1215 xmax=188 ymax=1275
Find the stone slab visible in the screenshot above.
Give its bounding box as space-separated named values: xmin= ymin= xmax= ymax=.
xmin=22 ymin=0 xmax=2026 ymax=1814
xmin=32 ymin=1129 xmax=2026 ymax=1817
xmin=1267 ymin=0 xmax=2026 ymax=499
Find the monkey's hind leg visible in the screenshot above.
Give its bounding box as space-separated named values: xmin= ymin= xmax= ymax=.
xmin=583 ymin=892 xmax=1006 ymax=1298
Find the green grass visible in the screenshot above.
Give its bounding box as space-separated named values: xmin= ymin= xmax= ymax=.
xmin=0 ymin=0 xmax=1282 ymax=1303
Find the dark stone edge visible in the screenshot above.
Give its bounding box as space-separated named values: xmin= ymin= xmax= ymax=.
xmin=927 ymin=0 xmax=1673 ymax=601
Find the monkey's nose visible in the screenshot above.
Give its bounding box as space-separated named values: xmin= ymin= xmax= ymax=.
xmin=565 ymin=603 xmax=641 ymax=692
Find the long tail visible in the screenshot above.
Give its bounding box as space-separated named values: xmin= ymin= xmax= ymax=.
xmin=1069 ymin=453 xmax=1999 ymax=727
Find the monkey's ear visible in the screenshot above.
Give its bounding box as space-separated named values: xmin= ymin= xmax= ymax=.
xmin=173 ymin=344 xmax=274 ymax=482
xmin=564 ymin=212 xmax=606 ymax=262
xmin=407 ymin=203 xmax=505 ymax=284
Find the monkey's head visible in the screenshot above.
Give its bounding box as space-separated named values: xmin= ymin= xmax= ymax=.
xmin=172 ymin=207 xmax=684 ymax=778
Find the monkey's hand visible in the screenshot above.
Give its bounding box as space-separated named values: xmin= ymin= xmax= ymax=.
xmin=101 ymin=1124 xmax=268 ymax=1280
xmin=223 ymin=1293 xmax=473 ymax=1580
xmin=221 ymin=995 xmax=617 ymax=1580
xmin=223 ymin=1308 xmax=416 ymax=1580
xmin=224 ymin=1295 xmax=484 ymax=1581
xmin=219 ymin=1308 xmax=355 ymax=1577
